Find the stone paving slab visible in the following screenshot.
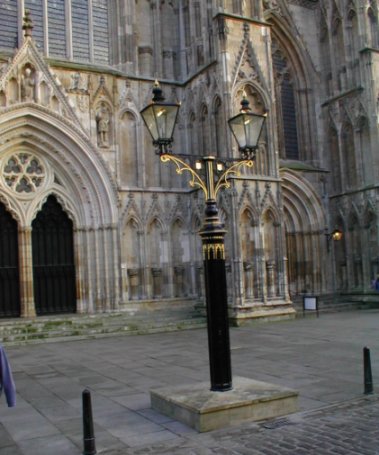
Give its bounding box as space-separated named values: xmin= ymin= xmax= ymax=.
xmin=104 ymin=394 xmax=379 ymax=454
xmin=1 ymin=309 xmax=379 ymax=454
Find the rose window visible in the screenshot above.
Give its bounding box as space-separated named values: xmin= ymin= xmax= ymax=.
xmin=3 ymin=153 xmax=45 ymax=193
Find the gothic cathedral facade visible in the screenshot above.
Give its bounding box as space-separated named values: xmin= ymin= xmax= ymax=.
xmin=0 ymin=0 xmax=378 ymax=322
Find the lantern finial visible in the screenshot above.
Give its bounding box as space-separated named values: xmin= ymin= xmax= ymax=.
xmin=152 ymin=80 xmax=164 ymax=102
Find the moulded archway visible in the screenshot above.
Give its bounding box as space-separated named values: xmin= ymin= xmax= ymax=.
xmin=0 ymin=105 xmax=120 ymax=316
xmin=281 ymin=170 xmax=326 ymax=297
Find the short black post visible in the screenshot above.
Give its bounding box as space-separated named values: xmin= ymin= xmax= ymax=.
xmin=82 ymin=389 xmax=96 ymax=455
xmin=363 ymin=347 xmax=373 ymax=395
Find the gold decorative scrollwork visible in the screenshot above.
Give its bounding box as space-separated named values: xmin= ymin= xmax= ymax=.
xmin=160 ymin=153 xmax=254 ymax=201
xmin=160 ymin=154 xmax=208 ymax=198
xmin=214 ymin=159 xmax=253 ymax=198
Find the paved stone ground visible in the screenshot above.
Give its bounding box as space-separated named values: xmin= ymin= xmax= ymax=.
xmin=110 ymin=395 xmax=379 ymax=454
xmin=1 ymin=309 xmax=379 ymax=454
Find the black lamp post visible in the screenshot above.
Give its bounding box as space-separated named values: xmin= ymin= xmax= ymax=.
xmin=141 ymin=83 xmax=266 ymax=391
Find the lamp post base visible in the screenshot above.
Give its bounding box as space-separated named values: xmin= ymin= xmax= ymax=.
xmin=150 ymin=376 xmax=299 ymax=432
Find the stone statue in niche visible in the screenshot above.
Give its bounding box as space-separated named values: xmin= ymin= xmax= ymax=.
xmin=21 ymin=66 xmax=35 ymax=101
xmin=96 ymin=103 xmax=110 ymax=147
xmin=70 ymin=72 xmax=81 ymax=91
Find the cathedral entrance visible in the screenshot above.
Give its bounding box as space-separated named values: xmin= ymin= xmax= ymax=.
xmin=0 ymin=202 xmax=21 ymax=318
xmin=32 ymin=195 xmax=76 ymax=315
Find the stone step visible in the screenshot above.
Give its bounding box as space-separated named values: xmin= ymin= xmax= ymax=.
xmin=0 ymin=304 xmax=207 ymax=345
xmin=293 ymin=297 xmax=379 ymax=315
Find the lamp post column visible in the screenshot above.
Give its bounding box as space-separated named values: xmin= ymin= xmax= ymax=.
xmin=140 ymin=83 xmax=267 ymax=393
xmin=199 ymin=158 xmax=232 ymax=392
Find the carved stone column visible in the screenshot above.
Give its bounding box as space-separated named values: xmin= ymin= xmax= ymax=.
xmin=18 ymin=227 xmax=36 ymax=318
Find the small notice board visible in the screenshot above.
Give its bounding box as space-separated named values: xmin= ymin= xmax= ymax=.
xmin=303 ymin=296 xmax=319 ymax=317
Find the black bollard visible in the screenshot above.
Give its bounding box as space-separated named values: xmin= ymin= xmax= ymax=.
xmin=363 ymin=347 xmax=373 ymax=395
xmin=82 ymin=389 xmax=96 ymax=455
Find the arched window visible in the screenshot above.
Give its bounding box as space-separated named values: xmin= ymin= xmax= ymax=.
xmin=272 ymin=47 xmax=299 ymax=160
xmin=368 ymin=2 xmax=379 ymax=48
xmin=194 ymin=2 xmax=201 ymax=38
xmin=332 ymin=17 xmax=346 ymax=92
xmin=347 ymin=7 xmax=359 ymax=86
xmin=319 ymin=11 xmax=332 ymax=97
xmin=206 ymin=0 xmax=214 ymax=58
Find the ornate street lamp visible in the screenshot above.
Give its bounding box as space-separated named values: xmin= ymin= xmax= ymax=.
xmin=228 ymin=95 xmax=267 ymax=159
xmin=140 ymin=81 xmax=180 ymax=155
xmin=141 ymin=82 xmax=266 ymax=391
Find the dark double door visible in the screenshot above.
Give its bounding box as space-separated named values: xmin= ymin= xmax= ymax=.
xmin=0 ymin=203 xmax=21 ymax=317
xmin=0 ymin=196 xmax=76 ymax=318
xmin=32 ymin=195 xmax=76 ymax=315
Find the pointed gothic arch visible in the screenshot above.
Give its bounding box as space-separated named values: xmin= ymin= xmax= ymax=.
xmin=0 ymin=105 xmax=119 ymax=316
xmin=32 ymin=194 xmax=76 ymax=315
xmin=265 ymin=12 xmax=318 ymax=163
xmin=121 ymin=215 xmax=143 ymax=301
xmin=281 ymin=170 xmax=325 ymax=296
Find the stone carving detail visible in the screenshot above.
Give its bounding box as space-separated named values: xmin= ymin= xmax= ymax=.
xmin=96 ymin=102 xmax=111 ymax=147
xmin=21 ymin=65 xmax=36 ymax=101
xmin=2 ymin=153 xmax=45 ymax=194
xmin=263 ymin=0 xmax=281 ymax=13
xmin=68 ymin=72 xmax=89 ymax=94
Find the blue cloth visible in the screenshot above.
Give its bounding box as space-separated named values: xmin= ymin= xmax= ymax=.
xmin=0 ymin=345 xmax=16 ymax=407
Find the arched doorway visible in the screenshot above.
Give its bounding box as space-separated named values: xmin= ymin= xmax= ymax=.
xmin=281 ymin=171 xmax=326 ymax=297
xmin=0 ymin=202 xmax=20 ymax=318
xmin=32 ymin=195 xmax=76 ymax=315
